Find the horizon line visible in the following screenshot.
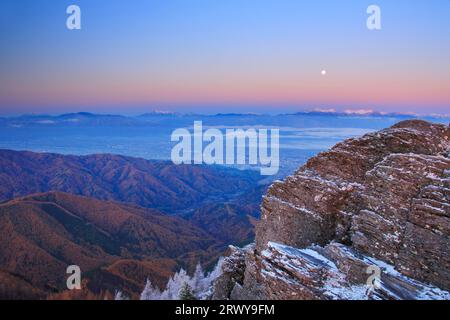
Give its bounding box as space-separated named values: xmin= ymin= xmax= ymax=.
xmin=1 ymin=109 xmax=450 ymax=119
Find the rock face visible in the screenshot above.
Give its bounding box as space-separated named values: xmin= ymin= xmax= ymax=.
xmin=213 ymin=120 xmax=450 ymax=300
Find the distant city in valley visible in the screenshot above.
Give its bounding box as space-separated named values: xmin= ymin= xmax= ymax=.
xmin=1 ymin=111 xmax=448 ymax=178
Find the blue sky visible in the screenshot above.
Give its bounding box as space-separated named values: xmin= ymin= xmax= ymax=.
xmin=0 ymin=0 xmax=449 ymax=115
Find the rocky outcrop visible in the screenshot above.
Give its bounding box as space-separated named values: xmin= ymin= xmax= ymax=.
xmin=213 ymin=120 xmax=450 ymax=300
xmin=211 ymin=246 xmax=247 ymax=300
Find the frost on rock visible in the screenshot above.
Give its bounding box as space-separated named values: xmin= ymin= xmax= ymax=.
xmin=247 ymin=241 xmax=450 ymax=300
xmin=214 ymin=120 xmax=450 ymax=300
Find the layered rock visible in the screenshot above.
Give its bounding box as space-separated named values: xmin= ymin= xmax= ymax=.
xmin=213 ymin=120 xmax=450 ymax=300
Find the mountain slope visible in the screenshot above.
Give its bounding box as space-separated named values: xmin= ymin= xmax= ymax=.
xmin=0 ymin=150 xmax=261 ymax=212
xmin=0 ymin=192 xmax=218 ymax=298
xmin=183 ymin=185 xmax=266 ymax=244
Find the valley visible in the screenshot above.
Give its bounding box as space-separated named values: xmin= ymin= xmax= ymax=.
xmin=0 ymin=150 xmax=266 ymax=299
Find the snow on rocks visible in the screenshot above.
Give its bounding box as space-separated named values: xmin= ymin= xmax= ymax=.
xmin=214 ymin=120 xmax=450 ymax=300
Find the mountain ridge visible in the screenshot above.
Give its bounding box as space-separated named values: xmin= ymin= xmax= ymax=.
xmin=0 ymin=191 xmax=223 ymax=299
xmin=0 ymin=149 xmax=261 ymax=213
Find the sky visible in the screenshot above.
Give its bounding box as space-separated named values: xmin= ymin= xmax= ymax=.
xmin=0 ymin=0 xmax=449 ymax=115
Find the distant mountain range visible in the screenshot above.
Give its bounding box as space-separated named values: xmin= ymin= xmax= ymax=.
xmin=1 ymin=110 xmax=448 ymax=127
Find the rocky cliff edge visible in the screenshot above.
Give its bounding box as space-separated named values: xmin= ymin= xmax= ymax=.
xmin=213 ymin=120 xmax=450 ymax=300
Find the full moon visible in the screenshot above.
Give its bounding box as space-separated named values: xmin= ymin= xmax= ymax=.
xmin=321 ymin=70 xmax=327 ymax=75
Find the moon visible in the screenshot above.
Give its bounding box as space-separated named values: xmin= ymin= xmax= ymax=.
xmin=321 ymin=70 xmax=327 ymax=76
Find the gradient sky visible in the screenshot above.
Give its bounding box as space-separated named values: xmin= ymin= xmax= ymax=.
xmin=0 ymin=0 xmax=449 ymax=115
